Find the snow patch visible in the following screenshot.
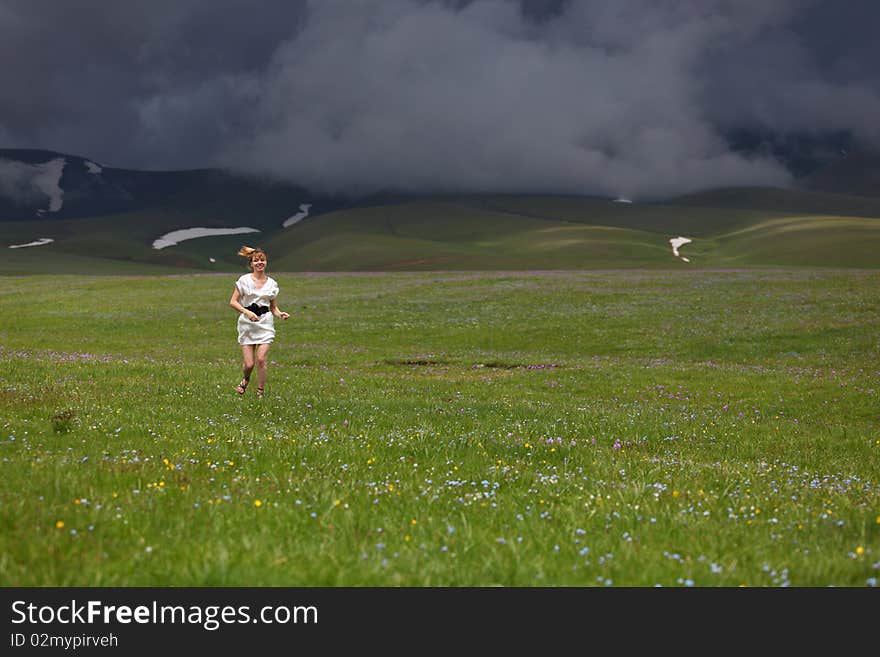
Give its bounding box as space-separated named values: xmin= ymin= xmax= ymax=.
xmin=152 ymin=227 xmax=260 ymax=250
xmin=669 ymin=236 xmax=692 ymax=263
xmin=84 ymin=161 xmax=102 ymax=174
xmin=282 ymin=203 xmax=312 ymax=228
xmin=613 ymin=197 xmax=633 ymax=203
xmin=9 ymin=237 xmax=54 ymax=249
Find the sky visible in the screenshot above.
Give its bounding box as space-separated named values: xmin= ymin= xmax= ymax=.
xmin=2 ymin=0 xmax=878 ymax=200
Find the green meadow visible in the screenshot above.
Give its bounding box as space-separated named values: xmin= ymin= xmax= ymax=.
xmin=0 ymin=269 xmax=877 ymax=586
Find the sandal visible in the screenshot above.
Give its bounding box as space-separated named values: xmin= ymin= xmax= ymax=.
xmin=235 ymin=379 xmax=249 ymax=395
xmin=256 ymin=386 xmax=264 ymax=400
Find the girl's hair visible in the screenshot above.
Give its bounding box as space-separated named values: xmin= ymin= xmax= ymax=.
xmin=238 ymin=246 xmax=266 ymax=260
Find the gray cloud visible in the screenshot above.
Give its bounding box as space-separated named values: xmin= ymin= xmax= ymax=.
xmin=0 ymin=159 xmax=49 ymax=206
xmin=1 ymin=0 xmax=878 ymax=198
xmin=0 ymin=0 xmax=304 ymax=169
xmin=221 ymin=0 xmax=794 ymax=197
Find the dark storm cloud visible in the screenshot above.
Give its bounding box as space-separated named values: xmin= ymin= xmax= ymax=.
xmin=0 ymin=0 xmax=306 ymax=169
xmin=1 ymin=0 xmax=878 ymax=198
xmin=700 ymin=0 xmax=880 ymax=144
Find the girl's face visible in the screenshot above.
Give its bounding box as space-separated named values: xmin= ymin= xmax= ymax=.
xmin=250 ymin=254 xmax=267 ymax=270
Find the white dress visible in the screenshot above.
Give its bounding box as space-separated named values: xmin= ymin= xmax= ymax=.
xmin=235 ymin=274 xmax=280 ymax=345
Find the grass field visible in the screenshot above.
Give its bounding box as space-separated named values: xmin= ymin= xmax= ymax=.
xmin=0 ymin=269 xmax=878 ymax=586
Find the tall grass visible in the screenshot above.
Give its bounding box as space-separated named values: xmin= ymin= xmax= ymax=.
xmin=0 ymin=269 xmax=877 ymax=586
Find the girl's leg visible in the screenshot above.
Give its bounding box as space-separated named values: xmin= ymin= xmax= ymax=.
xmin=255 ymin=343 xmax=271 ymax=397
xmin=237 ymin=345 xmax=256 ymax=393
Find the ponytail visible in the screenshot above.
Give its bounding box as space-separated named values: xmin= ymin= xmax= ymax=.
xmin=238 ymin=246 xmax=267 ymax=270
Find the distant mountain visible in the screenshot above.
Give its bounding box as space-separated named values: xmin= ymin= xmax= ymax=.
xmin=2 ymin=147 xmax=879 ymax=273
xmin=0 ymin=148 xmax=347 ymax=228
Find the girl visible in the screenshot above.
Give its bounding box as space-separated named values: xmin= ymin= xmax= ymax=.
xmin=229 ymin=246 xmax=289 ymax=399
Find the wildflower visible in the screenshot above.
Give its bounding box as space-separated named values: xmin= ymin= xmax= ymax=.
xmin=55 ymin=521 xmax=64 ymax=529
xmin=254 ymin=500 xmax=263 ymax=508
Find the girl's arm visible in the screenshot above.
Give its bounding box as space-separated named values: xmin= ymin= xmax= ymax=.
xmin=231 ymin=287 xmax=258 ymax=321
xmin=270 ymin=299 xmax=290 ymax=320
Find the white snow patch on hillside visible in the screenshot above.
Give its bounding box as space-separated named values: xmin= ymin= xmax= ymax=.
xmin=85 ymin=160 xmax=102 ymax=174
xmin=613 ymin=197 xmax=633 ymax=203
xmin=9 ymin=237 xmax=54 ymax=249
xmin=282 ymin=203 xmax=312 ymax=227
xmin=669 ymin=236 xmax=693 ymax=263
xmin=152 ymin=227 xmax=260 ymax=250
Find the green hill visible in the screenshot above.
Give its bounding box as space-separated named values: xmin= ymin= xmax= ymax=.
xmin=3 ymin=156 xmax=880 ymax=273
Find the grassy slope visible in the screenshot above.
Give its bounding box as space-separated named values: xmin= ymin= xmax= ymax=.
xmin=714 ymin=215 xmax=880 ymax=267
xmin=267 ymin=195 xmax=880 ymax=270
xmin=266 ymin=201 xmax=681 ymax=271
xmin=3 ymin=188 xmax=880 ymax=273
